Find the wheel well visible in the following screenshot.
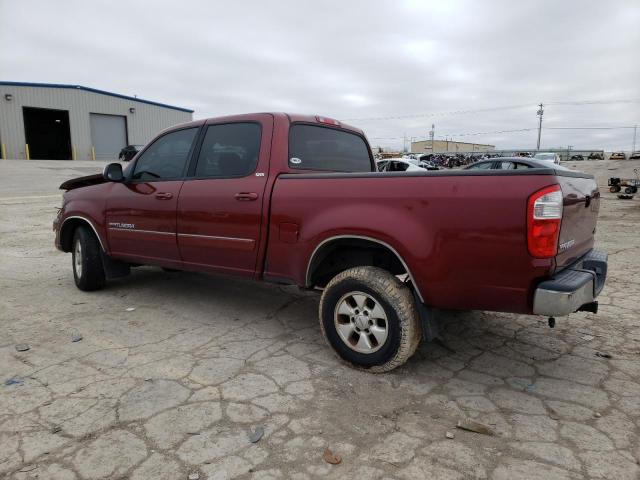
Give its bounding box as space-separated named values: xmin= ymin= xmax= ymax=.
xmin=307 ymin=238 xmax=407 ymax=289
xmin=59 ymin=218 xmax=100 ymax=252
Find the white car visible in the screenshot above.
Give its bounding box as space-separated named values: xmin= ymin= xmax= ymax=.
xmin=533 ymin=152 xmax=561 ymax=165
xmin=378 ymin=157 xmax=425 ymax=172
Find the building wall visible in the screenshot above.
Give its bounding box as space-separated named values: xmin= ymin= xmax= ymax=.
xmin=411 ymin=140 xmax=495 ymax=154
xmin=0 ymin=85 xmax=192 ymax=160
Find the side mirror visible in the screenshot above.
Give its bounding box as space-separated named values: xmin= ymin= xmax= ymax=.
xmin=103 ymin=163 xmax=124 ymax=182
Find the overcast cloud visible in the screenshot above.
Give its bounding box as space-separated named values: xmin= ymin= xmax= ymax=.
xmin=1 ymin=0 xmax=639 ymax=150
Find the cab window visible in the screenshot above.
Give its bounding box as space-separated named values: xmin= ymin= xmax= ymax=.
xmin=289 ymin=124 xmax=372 ymax=172
xmin=194 ymin=123 xmax=262 ymax=178
xmin=132 ymin=128 xmax=198 ymax=181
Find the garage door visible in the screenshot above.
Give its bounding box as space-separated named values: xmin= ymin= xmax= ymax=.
xmin=90 ymin=114 xmax=127 ymax=160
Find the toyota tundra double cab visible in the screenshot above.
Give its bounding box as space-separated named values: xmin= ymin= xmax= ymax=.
xmin=54 ymin=113 xmax=607 ymax=371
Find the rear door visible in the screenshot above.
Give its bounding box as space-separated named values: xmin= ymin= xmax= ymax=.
xmin=176 ymin=116 xmax=273 ymax=276
xmin=106 ymin=127 xmax=199 ymax=264
xmin=555 ymin=174 xmax=600 ymax=269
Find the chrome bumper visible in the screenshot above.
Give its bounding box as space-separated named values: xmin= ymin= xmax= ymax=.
xmin=533 ymin=249 xmax=607 ymax=317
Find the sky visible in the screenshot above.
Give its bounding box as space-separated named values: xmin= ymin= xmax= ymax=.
xmin=1 ymin=0 xmax=639 ymax=151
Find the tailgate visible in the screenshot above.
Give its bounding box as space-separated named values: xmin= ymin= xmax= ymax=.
xmin=555 ymin=174 xmax=600 ymax=270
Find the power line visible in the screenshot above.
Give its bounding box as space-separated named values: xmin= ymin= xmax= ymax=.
xmin=344 ymin=99 xmax=640 ymax=123
xmin=343 ymin=104 xmax=533 ymax=122
xmin=368 ymin=125 xmax=639 ymax=142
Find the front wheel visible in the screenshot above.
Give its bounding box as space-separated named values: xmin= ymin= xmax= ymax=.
xmin=319 ymin=266 xmax=421 ymax=372
xmin=72 ymin=226 xmax=106 ymax=291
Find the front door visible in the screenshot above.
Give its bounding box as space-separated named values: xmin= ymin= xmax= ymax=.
xmin=177 ymin=117 xmax=272 ymax=276
xmin=106 ymin=127 xmax=199 ymax=264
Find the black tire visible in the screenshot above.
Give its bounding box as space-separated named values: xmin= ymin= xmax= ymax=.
xmin=624 ymin=186 xmax=635 ymax=194
xmin=609 ymin=185 xmax=621 ymax=193
xmin=319 ymin=266 xmax=420 ymax=372
xmin=72 ymin=226 xmax=106 ymax=291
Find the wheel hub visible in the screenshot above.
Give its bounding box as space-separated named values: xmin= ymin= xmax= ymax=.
xmin=353 ymin=314 xmax=368 ymax=330
xmin=334 ymin=291 xmax=388 ymax=354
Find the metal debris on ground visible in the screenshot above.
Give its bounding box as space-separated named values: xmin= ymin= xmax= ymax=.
xmin=456 ymin=418 xmax=494 ymax=435
xmin=187 ymin=473 xmax=200 ymax=480
xmin=445 ymin=431 xmax=455 ymax=439
xmin=4 ymin=377 xmax=23 ymax=387
xmin=51 ymin=425 xmax=62 ymax=433
xmin=248 ymin=426 xmax=264 ymax=443
xmin=71 ymin=331 xmax=83 ymax=342
xmin=15 ymin=343 xmax=30 ymax=352
xmin=125 ymin=307 xmax=136 ymax=312
xmin=323 ymin=447 xmax=342 ymax=465
xmin=580 ymin=334 xmax=595 ymax=341
xmin=594 ymin=412 xmax=602 ymax=418
xmin=596 ymin=352 xmax=612 ymax=359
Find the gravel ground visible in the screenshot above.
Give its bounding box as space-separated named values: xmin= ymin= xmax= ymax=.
xmin=1 ymin=159 xmax=639 ymax=480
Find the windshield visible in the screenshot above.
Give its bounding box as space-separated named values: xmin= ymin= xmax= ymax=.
xmin=289 ymin=124 xmax=372 ymax=172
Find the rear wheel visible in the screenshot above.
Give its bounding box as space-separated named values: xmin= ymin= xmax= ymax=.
xmin=609 ymin=185 xmax=621 ymax=193
xmin=319 ymin=266 xmax=420 ymax=372
xmin=72 ymin=226 xmax=106 ymax=291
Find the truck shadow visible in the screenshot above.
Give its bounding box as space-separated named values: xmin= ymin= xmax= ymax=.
xmin=109 ymin=266 xmax=581 ymax=379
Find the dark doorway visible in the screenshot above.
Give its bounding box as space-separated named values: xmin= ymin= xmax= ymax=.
xmin=23 ymin=107 xmax=72 ymax=160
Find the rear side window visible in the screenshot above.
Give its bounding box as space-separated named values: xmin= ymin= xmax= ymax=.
xmin=132 ymin=128 xmax=197 ymax=181
xmin=468 ymin=161 xmax=493 ymax=170
xmin=289 ymin=124 xmax=372 ymax=172
xmin=195 ymin=123 xmax=262 ymax=178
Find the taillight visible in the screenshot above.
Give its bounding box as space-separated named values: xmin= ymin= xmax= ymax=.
xmin=527 ymin=185 xmax=563 ymax=258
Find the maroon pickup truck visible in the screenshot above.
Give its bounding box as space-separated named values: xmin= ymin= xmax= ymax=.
xmin=54 ymin=113 xmax=607 ymax=371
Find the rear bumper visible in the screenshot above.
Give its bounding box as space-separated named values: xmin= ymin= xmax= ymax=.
xmin=533 ymin=249 xmax=607 ymax=317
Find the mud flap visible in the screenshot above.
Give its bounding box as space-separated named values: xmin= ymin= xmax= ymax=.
xmin=100 ymin=251 xmax=130 ymax=279
xmin=412 ymin=289 xmax=440 ymax=342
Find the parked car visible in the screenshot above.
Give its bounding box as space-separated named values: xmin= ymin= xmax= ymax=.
xmin=570 ymin=154 xmax=584 ymax=161
xmin=118 ymin=144 xmax=145 ymax=162
xmin=533 ymin=152 xmax=561 ymax=165
xmin=629 ymin=152 xmax=640 ymax=160
xmin=378 ymin=158 xmax=425 ymax=172
xmin=610 ymin=152 xmax=626 ymax=160
xmin=54 ymin=113 xmax=607 ymax=372
xmin=588 ymin=152 xmax=604 ymax=160
xmin=464 ymin=157 xmax=571 ymax=171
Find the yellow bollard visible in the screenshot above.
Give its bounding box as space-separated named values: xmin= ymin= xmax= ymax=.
xmin=1 ymin=143 xmax=6 ymax=160
xmin=25 ymin=143 xmax=30 ymax=160
xmin=91 ymin=146 xmax=96 ymax=161
xmin=72 ymin=146 xmax=76 ymax=161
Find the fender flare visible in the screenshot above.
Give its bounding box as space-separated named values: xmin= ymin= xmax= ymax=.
xmin=305 ymin=234 xmax=425 ymax=303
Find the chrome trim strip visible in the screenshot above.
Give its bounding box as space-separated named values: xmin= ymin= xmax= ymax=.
xmin=178 ymin=233 xmax=254 ymax=243
xmin=108 ymin=227 xmax=175 ymax=236
xmin=61 ymin=216 xmax=106 ymax=251
xmin=305 ymin=235 xmax=425 ymax=303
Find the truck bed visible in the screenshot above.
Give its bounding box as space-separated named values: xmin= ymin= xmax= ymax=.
xmin=265 ymin=167 xmax=598 ymax=314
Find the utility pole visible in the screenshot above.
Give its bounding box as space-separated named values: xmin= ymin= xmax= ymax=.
xmin=633 ymin=124 xmax=637 ymax=153
xmin=429 ymin=124 xmax=435 ymax=152
xmin=403 ymin=132 xmax=407 ymax=153
xmin=536 ymin=103 xmax=544 ymax=151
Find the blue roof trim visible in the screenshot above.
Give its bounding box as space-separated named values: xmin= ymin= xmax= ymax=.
xmin=0 ymin=81 xmax=194 ymax=113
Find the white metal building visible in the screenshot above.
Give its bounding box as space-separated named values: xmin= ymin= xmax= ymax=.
xmin=0 ymin=81 xmax=193 ymax=160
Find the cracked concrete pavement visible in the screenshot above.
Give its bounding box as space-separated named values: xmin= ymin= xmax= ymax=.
xmin=1 ymin=159 xmax=639 ymax=479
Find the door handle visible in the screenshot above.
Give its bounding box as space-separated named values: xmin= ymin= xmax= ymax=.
xmin=234 ymin=192 xmax=258 ymax=201
xmin=155 ymin=192 xmax=173 ymax=200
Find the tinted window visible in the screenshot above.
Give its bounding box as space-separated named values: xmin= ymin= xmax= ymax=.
xmin=195 ymin=123 xmax=262 ymax=178
xmin=289 ymin=124 xmax=372 ymax=172
xmin=132 ymin=128 xmax=197 ymax=181
xmin=468 ymin=161 xmax=494 ymax=170
xmin=498 ymin=161 xmax=516 ymax=170
xmin=514 ymin=162 xmax=531 ymax=170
